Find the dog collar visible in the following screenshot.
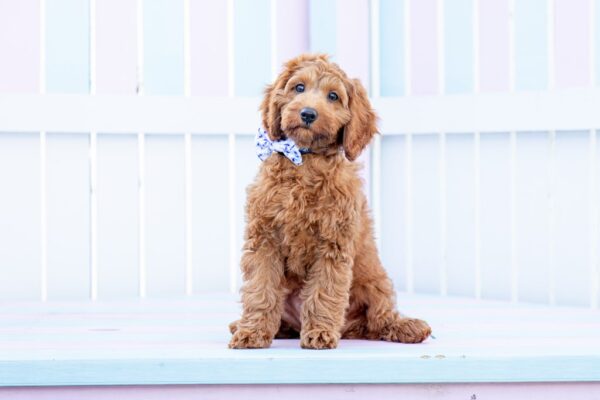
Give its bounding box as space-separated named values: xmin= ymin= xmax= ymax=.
xmin=255 ymin=128 xmax=309 ymax=166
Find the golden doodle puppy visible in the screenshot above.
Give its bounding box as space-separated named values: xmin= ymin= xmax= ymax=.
xmin=229 ymin=54 xmax=431 ymax=350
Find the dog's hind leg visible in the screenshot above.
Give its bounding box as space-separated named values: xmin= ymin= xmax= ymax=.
xmin=350 ymin=243 xmax=431 ymax=343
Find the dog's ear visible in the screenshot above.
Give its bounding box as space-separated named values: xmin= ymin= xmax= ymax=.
xmin=342 ymin=79 xmax=378 ymax=161
xmin=260 ymin=53 xmax=329 ymax=141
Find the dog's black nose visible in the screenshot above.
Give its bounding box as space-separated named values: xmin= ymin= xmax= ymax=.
xmin=300 ymin=107 xmax=318 ymax=124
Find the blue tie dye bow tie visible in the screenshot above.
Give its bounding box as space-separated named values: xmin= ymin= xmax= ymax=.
xmin=255 ymin=128 xmax=310 ymax=166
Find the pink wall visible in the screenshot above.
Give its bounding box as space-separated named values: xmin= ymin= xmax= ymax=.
xmin=335 ymin=0 xmax=370 ymax=88
xmin=190 ymin=0 xmax=229 ymax=96
xmin=554 ymin=0 xmax=591 ymax=88
xmin=0 ymin=0 xmax=40 ymax=93
xmin=479 ymin=0 xmax=510 ymax=92
xmin=96 ymin=0 xmax=138 ymax=94
xmin=410 ymin=0 xmax=439 ymax=95
xmin=276 ymin=0 xmax=309 ymax=70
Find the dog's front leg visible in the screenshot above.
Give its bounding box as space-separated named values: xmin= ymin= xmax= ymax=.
xmin=300 ymin=243 xmax=353 ymax=350
xmin=229 ymin=243 xmax=285 ymax=349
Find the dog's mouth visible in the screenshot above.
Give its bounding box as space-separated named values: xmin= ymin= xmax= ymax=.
xmin=282 ymin=123 xmax=332 ymax=149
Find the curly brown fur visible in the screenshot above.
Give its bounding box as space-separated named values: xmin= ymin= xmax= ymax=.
xmin=229 ymin=54 xmax=431 ymax=350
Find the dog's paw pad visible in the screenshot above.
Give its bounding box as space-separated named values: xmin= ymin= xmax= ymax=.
xmin=228 ymin=328 xmax=272 ymax=349
xmin=300 ymin=329 xmax=339 ymax=350
xmin=384 ymin=318 xmax=431 ymax=343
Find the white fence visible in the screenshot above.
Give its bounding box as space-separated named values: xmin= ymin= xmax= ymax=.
xmin=1 ymin=90 xmax=599 ymax=308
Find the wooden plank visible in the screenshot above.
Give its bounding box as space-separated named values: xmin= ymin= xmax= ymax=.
xmin=554 ymin=0 xmax=591 ymax=88
xmin=96 ymin=134 xmax=139 ymax=299
xmin=0 ymin=294 xmax=600 ymax=386
xmin=309 ymin=0 xmax=336 ymax=55
xmin=379 ymin=0 xmax=406 ymax=96
xmin=0 ymin=133 xmax=41 ymax=300
xmin=191 ymin=135 xmax=230 ymax=293
xmin=2 ymin=383 xmax=600 ymax=400
xmin=144 ymin=135 xmax=186 ymax=297
xmin=45 ymin=133 xmax=90 ymax=300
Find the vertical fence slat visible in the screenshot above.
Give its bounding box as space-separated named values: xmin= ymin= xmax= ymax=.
xmin=96 ymin=134 xmax=139 ymax=299
xmin=145 ymin=135 xmax=186 ymax=297
xmin=0 ymin=133 xmax=41 ymax=300
xmin=234 ymin=136 xmax=261 ymax=292
xmin=380 ymin=136 xmax=407 ymax=292
xmin=479 ymin=133 xmax=512 ymax=301
xmin=553 ymin=131 xmax=591 ymax=306
xmin=412 ymin=134 xmax=442 ymax=294
xmin=516 ymin=132 xmax=551 ymax=303
xmin=46 ymin=133 xmax=90 ymax=300
xmin=445 ymin=133 xmax=476 ymax=297
xmin=192 ymin=136 xmax=231 ymax=293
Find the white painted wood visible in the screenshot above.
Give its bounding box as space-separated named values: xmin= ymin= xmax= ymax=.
xmin=515 ymin=132 xmax=550 ymax=303
xmin=553 ymin=131 xmax=591 ymax=306
xmin=445 ymin=133 xmax=476 ymax=297
xmin=411 ymin=134 xmax=442 ymax=294
xmin=234 ymin=135 xmax=261 ymax=292
xmin=191 ymin=135 xmax=230 ymax=293
xmin=144 ymin=135 xmax=186 ymax=297
xmin=380 ymin=135 xmax=407 ymax=293
xmin=0 ymin=133 xmax=41 ymax=300
xmin=45 ymin=133 xmax=90 ymax=300
xmin=2 ymin=89 xmax=600 ymax=135
xmin=96 ymin=134 xmax=139 ymax=299
xmin=479 ymin=132 xmax=512 ymax=301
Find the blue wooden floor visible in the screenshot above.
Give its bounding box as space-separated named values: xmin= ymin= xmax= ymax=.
xmin=1 ymin=293 xmax=600 ymax=386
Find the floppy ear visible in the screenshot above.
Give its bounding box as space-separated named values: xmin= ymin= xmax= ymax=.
xmin=260 ymin=53 xmax=329 ymax=141
xmin=342 ymin=79 xmax=378 ymax=161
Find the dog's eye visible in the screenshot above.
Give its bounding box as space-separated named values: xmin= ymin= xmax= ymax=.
xmin=295 ymin=84 xmax=305 ymax=93
xmin=328 ymin=91 xmax=339 ymax=101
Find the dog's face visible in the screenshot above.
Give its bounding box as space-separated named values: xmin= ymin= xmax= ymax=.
xmin=260 ymin=54 xmax=377 ymax=161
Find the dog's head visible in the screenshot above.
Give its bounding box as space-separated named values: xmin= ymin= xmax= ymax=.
xmin=260 ymin=54 xmax=378 ymax=161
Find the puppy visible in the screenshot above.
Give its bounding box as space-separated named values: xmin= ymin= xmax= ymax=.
xmin=229 ymin=54 xmax=431 ymax=349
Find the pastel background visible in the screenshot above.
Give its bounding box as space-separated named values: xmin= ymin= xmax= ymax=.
xmin=0 ymin=0 xmax=599 ymax=308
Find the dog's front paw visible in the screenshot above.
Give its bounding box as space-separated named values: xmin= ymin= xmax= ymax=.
xmin=383 ymin=318 xmax=431 ymax=343
xmin=300 ymin=329 xmax=340 ymax=350
xmin=229 ymin=328 xmax=272 ymax=349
